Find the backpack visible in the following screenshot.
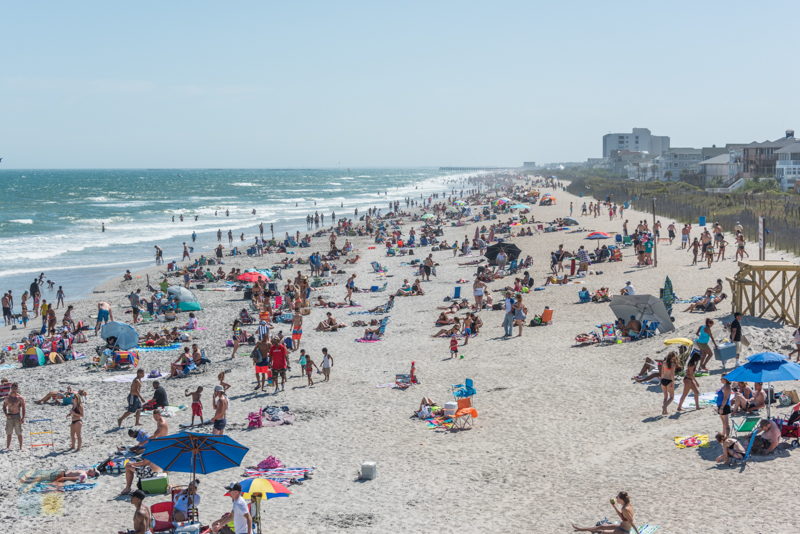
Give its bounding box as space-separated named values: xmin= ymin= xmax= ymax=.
xmin=247 ymin=411 xmax=263 ymax=429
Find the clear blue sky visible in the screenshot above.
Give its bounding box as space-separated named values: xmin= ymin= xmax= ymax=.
xmin=1 ymin=1 xmax=797 ymax=168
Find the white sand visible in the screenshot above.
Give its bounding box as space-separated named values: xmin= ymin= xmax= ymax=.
xmin=2 ymin=180 xmax=799 ymax=533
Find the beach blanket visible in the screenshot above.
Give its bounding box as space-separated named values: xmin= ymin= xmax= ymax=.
xmin=672 ymin=392 xmax=717 ymax=409
xmin=676 ymin=295 xmax=704 ymax=304
xmin=355 ymin=338 xmax=381 ymax=343
xmin=375 ymin=383 xmax=396 ymax=388
xmin=242 ymin=467 xmax=314 ymax=483
xmin=142 ymin=404 xmax=186 ymax=417
xmin=27 ymin=482 xmax=97 ymax=493
xmin=638 ymin=524 xmax=660 ymax=534
xmin=260 ymin=406 xmax=296 ymax=427
xmin=673 ymin=434 xmax=711 ymax=448
xmin=425 ymin=416 xmax=454 ymax=430
xmin=0 ymin=363 xmax=18 ymax=371
xmin=136 ymin=343 xmax=182 ymax=351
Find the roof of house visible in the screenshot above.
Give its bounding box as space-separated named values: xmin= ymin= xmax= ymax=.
xmin=775 ymin=141 xmax=800 ymax=154
xmin=667 ymin=147 xmax=702 ymax=154
xmin=741 ymin=137 xmax=796 ymax=149
xmin=698 ymin=153 xmax=731 ymax=165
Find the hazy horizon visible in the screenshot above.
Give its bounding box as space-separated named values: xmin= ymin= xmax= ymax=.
xmin=2 ymin=1 xmax=798 ymax=168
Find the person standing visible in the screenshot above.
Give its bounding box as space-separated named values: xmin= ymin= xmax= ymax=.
xmin=716 ymin=377 xmax=733 ymax=437
xmin=3 ymin=383 xmax=25 ymax=450
xmin=154 ymin=245 xmax=163 ymax=265
xmin=423 ymin=254 xmax=434 ymax=281
xmin=501 ymin=292 xmax=515 ymax=338
xmin=659 ymin=352 xmax=678 ymax=416
xmin=320 ymin=347 xmax=333 ymax=382
xmin=696 ymin=318 xmax=718 ymax=372
xmin=185 ymin=386 xmax=204 ymax=427
xmin=211 ymin=385 xmax=229 ymax=435
xmin=20 ymin=291 xmax=29 ymax=328
xmin=68 ymin=390 xmax=84 ymax=451
xmin=56 ymin=286 xmax=65 ymax=308
xmin=212 ymin=483 xmax=253 ymax=534
xmin=182 ymin=242 xmax=191 ymax=261
xmin=730 ymin=312 xmax=744 ymax=365
xmin=128 ymin=289 xmax=142 ymax=324
xmin=118 ymin=369 xmax=146 ymax=427
xmin=95 ymin=301 xmax=113 ymax=334
xmin=1 ymin=291 xmax=11 ymax=326
xmin=30 ymin=278 xmax=41 ymax=318
xmin=269 ymin=339 xmax=288 ymax=392
xmin=291 ymin=312 xmax=303 ymax=351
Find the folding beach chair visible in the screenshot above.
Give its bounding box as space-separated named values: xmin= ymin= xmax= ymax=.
xmin=453 ymin=286 xmax=461 ymax=300
xmin=450 ymin=397 xmax=478 ymax=431
xmin=598 ymin=323 xmax=617 ymax=343
xmin=732 ymin=429 xmax=759 ymax=468
xmin=638 ymin=320 xmax=660 ymax=339
xmin=371 ymin=261 xmax=387 ymax=273
xmin=451 ymin=378 xmax=476 ymax=399
xmin=578 ymin=290 xmax=591 ymax=303
xmin=150 ymin=501 xmax=175 ymax=532
xmin=622 ymin=235 xmax=633 ymax=247
xmin=731 ymin=416 xmax=761 ymax=439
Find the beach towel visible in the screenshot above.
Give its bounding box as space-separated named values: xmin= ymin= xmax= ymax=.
xmin=673 ymin=434 xmax=711 ymax=448
xmin=28 ymin=482 xmax=97 ymax=493
xmin=375 ymin=383 xmax=396 ymax=388
xmin=672 ymin=392 xmax=717 ymax=409
xmin=355 ymin=338 xmax=381 ymax=343
xmin=142 ymin=404 xmax=186 ymax=417
xmin=242 ymin=467 xmax=315 ymax=483
xmin=638 ymin=524 xmax=660 ymax=534
xmin=18 ymin=494 xmax=41 ymax=517
xmin=136 ymin=343 xmax=182 ymax=351
xmin=0 ymin=362 xmax=18 ymax=371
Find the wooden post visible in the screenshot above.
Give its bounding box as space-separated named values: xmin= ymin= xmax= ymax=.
xmin=652 ymin=197 xmax=657 ymax=268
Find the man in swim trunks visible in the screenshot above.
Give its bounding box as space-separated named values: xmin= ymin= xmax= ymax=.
xmin=118 ymin=369 xmax=146 ymax=427
xmin=3 ymin=383 xmax=25 ymax=449
xmin=95 ymin=301 xmax=113 ymax=334
xmin=212 ymin=385 xmax=229 ymax=435
xmin=291 ymin=313 xmax=303 ymax=351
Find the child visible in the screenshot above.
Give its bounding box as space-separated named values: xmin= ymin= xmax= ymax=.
xmin=184 ymin=386 xmax=203 ymax=427
xmin=217 ymin=370 xmax=231 ymax=392
xmin=320 ymin=348 xmax=333 ymax=382
xmin=304 ymin=353 xmax=319 ymax=386
xmin=449 ymin=334 xmax=459 ymax=359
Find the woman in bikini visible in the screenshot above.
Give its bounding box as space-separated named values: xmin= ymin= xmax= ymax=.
xmin=715 ymin=432 xmax=745 ymax=463
xmin=68 ymin=390 xmax=85 ymax=451
xmin=660 ymin=352 xmax=678 ymax=416
xmin=676 ymin=351 xmax=702 ymax=412
xmin=716 ymin=377 xmax=733 ymax=437
xmin=573 ymin=491 xmax=636 ymax=533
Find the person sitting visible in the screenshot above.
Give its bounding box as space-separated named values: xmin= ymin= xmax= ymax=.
xmin=414 ymin=397 xmax=440 ymax=418
xmin=631 ymin=357 xmax=662 ymax=383
xmin=684 ymin=293 xmax=727 ymax=312
xmin=756 ymin=419 xmax=781 ymax=454
xmin=173 ymin=480 xmax=201 ymax=522
xmin=315 ymin=312 xmax=345 ymax=331
xmin=715 ymin=432 xmax=746 ymax=463
xmin=239 ymin=309 xmax=255 ymax=324
xmin=344 ymin=254 xmax=360 ymax=264
xmin=183 ymin=312 xmax=199 ymax=330
xmin=733 ymin=382 xmax=766 ymax=413
xmin=126 ymin=428 xmax=151 ymax=454
xmin=707 ymin=279 xmax=723 ymax=295
xmin=395 ymin=279 xmax=414 ymax=296
xmin=367 ymin=295 xmax=394 ymax=314
xmin=592 ymin=287 xmax=610 ymax=302
xmin=170 ymin=348 xmax=193 ymax=377
xmin=410 ymin=279 xmax=425 ymax=296
xmin=120 ymin=459 xmax=162 ymax=495
xmin=622 ymin=315 xmax=641 ymax=338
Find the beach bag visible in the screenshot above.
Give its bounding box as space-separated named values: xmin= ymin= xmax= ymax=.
xmin=226 ymin=339 xmax=234 ymax=347
xmin=247 ymin=411 xmax=263 ymax=429
xmin=256 ymin=456 xmax=283 ymax=470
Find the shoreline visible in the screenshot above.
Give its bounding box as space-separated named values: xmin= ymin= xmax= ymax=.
xmin=2 ymin=174 xmax=799 ymax=533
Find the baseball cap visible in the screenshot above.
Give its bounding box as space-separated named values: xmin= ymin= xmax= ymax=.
xmin=214 ymin=385 xmax=224 ymax=392
xmin=224 ymin=482 xmax=242 ymax=492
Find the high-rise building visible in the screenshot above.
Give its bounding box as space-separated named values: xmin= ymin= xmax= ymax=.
xmin=602 ymin=128 xmax=670 ymax=158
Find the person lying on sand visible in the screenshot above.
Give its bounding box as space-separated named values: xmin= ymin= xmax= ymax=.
xmin=343 ymin=254 xmax=360 ymax=264
xmin=438 ymin=300 xmax=470 ymax=313
xmin=432 ymin=322 xmax=461 ymax=338
xmin=435 ymin=312 xmax=455 ymax=326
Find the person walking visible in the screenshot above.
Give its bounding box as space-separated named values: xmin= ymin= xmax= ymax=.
xmin=320 ymin=347 xmax=333 ymax=382
xmin=502 ymin=292 xmax=515 ymax=338
xmin=211 ymin=385 xmax=229 ymax=435
xmin=3 ymin=383 xmax=25 ymax=450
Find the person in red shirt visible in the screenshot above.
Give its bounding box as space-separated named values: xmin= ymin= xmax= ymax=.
xmin=449 ymin=336 xmax=459 ymax=359
xmin=268 ymin=338 xmax=289 ymax=393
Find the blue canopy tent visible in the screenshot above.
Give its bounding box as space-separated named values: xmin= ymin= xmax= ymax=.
xmin=725 ymin=352 xmax=800 ymax=417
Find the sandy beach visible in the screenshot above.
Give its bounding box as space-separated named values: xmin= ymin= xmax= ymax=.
xmin=2 ymin=176 xmax=799 ymax=534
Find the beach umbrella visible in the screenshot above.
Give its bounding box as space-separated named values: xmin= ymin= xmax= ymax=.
xmin=485 ymin=242 xmax=522 ymax=263
xmin=420 ymin=213 xmax=435 ymax=220
xmin=562 ymin=217 xmax=579 ymax=226
xmin=510 ymin=204 xmax=530 ymax=210
xmin=143 ymin=431 xmax=249 ymax=483
xmin=238 ymin=272 xmax=268 ymax=283
xmin=609 ymin=294 xmax=675 ymax=333
xmin=168 ymin=285 xmax=202 ymax=311
xmin=664 ymin=338 xmax=693 ymax=347
xmin=586 ymin=231 xmax=611 ymax=240
xmin=724 ymin=352 xmax=800 ymax=417
xmin=453 ymin=200 xmax=467 ymax=207
xmin=660 ymin=276 xmax=676 ymax=315
xmin=236 ymin=478 xmax=292 ymax=500
xmin=100 ymin=321 xmax=139 ymax=350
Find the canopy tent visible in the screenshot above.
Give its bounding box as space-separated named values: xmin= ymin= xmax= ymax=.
xmin=167 ymin=285 xmax=202 ymax=311
xmin=22 ymin=347 xmax=46 ymax=368
xmin=100 ymin=321 xmax=140 ymax=350
xmin=609 ymin=294 xmax=675 ymax=333
xmin=485 ymin=242 xmax=522 ymax=264
xmin=725 ymin=352 xmax=800 ymax=417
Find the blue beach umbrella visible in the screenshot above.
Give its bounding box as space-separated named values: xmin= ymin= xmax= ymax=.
xmin=724 ymin=352 xmax=800 ymax=417
xmin=143 ymin=432 xmax=249 ymax=481
xmin=100 ymin=321 xmax=139 ymax=350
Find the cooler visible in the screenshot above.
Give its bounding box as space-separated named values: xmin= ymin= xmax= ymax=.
xmin=714 ymin=342 xmax=737 ymax=368
xmin=139 ymin=473 xmax=170 ymax=494
xmin=359 ymin=462 xmax=377 ymax=480
xmin=443 ymin=401 xmax=458 ymax=418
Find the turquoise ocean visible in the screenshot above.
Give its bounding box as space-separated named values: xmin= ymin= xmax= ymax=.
xmin=0 ymin=168 xmax=466 ymax=305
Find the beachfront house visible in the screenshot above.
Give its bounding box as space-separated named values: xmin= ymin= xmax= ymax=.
xmin=741 ymin=129 xmax=796 ymax=179
xmin=775 ymin=141 xmax=800 ymax=191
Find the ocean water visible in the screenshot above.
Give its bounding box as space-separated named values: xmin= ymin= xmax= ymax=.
xmin=0 ymin=168 xmax=464 ymax=303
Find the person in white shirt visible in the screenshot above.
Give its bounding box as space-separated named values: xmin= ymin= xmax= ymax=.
xmin=173 ymin=480 xmax=201 ymax=522
xmin=211 ymin=482 xmax=252 ymax=534
xmin=621 ymin=281 xmax=636 ymax=296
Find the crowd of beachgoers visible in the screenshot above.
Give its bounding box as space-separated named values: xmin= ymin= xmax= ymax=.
xmin=2 ymin=172 xmax=800 ymax=533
